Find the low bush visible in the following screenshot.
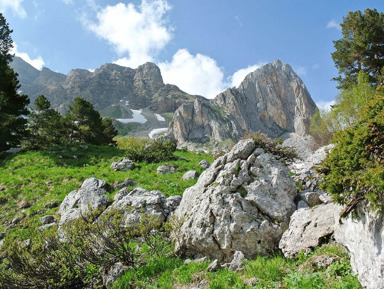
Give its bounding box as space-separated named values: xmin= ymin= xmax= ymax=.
xmin=0 ymin=209 xmax=173 ymax=288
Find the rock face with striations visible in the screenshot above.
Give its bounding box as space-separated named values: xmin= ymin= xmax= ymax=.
xmin=173 ymin=139 xmax=297 ymax=261
xmin=168 ymin=60 xmax=317 ymax=145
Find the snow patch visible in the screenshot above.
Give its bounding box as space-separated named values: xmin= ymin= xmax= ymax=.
xmin=149 ymin=128 xmax=168 ymax=138
xmin=155 ymin=113 xmax=166 ymax=122
xmin=116 ymin=109 xmax=147 ymax=124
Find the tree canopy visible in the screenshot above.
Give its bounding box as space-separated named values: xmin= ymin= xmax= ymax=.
xmin=0 ymin=13 xmax=29 ymax=151
xmin=332 ymin=8 xmax=384 ymax=89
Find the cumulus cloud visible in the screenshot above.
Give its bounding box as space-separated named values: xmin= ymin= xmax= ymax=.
xmin=12 ymin=43 xmax=45 ymax=70
xmin=230 ymin=64 xmax=263 ymax=88
xmin=0 ymin=0 xmax=26 ymax=18
xmin=327 ymin=20 xmax=341 ymax=31
xmin=316 ymin=100 xmax=336 ymax=111
xmin=294 ymin=66 xmax=307 ymax=76
xmin=85 ymin=0 xmax=172 ymax=68
xmin=159 ymin=49 xmax=227 ymax=99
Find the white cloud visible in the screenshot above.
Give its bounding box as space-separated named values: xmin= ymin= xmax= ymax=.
xmin=159 ymin=49 xmax=227 ymax=99
xmin=327 ymin=20 xmax=341 ymax=31
xmin=0 ymin=0 xmax=26 ymax=18
xmin=12 ymin=43 xmax=45 ymax=70
xmin=231 ymin=64 xmax=263 ymax=88
xmin=85 ymin=0 xmax=172 ymax=68
xmin=312 ymin=64 xmax=320 ymax=70
xmin=294 ymin=66 xmax=307 ymax=76
xmin=316 ymin=100 xmax=336 ymax=111
xmin=62 ymin=0 xmax=73 ymax=4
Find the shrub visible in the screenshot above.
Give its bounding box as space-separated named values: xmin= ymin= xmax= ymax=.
xmin=319 ymin=88 xmax=384 ymax=217
xmin=117 ymin=136 xmax=176 ymax=163
xmin=0 ymin=209 xmax=172 ymax=288
xmin=242 ymin=132 xmax=299 ymax=165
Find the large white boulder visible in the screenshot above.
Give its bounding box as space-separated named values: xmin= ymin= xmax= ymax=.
xmin=173 ymin=139 xmax=297 ymax=261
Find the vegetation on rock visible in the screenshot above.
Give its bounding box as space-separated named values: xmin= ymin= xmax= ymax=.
xmin=320 ymin=88 xmax=384 ymax=216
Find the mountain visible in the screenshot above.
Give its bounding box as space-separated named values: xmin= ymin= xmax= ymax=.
xmin=11 ymin=57 xmax=202 ymax=137
xmin=167 ymin=60 xmax=317 ymax=146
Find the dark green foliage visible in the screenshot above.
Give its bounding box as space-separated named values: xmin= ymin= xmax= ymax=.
xmin=332 ymin=9 xmax=384 ymax=89
xmin=320 ymin=88 xmax=384 ymax=215
xmin=0 ymin=13 xmax=29 ymax=151
xmin=24 ymin=95 xmax=65 ymax=149
xmin=0 ymin=210 xmax=172 ymax=288
xmin=242 ymin=132 xmax=299 ymax=165
xmin=64 ymin=97 xmax=117 ymax=146
xmin=117 ymin=136 xmax=177 ymax=163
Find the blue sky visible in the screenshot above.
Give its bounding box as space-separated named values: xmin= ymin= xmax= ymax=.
xmin=1 ymin=0 xmax=384 ymax=109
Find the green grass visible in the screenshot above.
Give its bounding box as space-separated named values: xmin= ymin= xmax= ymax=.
xmin=0 ymin=143 xmax=212 ymax=238
xmin=113 ymin=244 xmax=361 ymax=289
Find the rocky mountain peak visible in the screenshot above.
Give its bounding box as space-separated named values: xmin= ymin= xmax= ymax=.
xmin=168 ymin=60 xmax=318 ymax=145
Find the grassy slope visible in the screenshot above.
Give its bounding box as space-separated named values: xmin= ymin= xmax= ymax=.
xmin=0 ymin=144 xmax=212 ymax=239
xmin=0 ymin=144 xmax=361 ymax=288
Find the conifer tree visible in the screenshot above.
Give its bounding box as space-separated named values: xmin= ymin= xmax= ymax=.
xmin=25 ymin=95 xmax=65 ymax=149
xmin=0 ymin=13 xmax=29 ymax=151
xmin=332 ymin=9 xmax=384 ymax=89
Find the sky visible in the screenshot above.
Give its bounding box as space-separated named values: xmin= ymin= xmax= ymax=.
xmin=1 ymin=0 xmax=384 ymax=110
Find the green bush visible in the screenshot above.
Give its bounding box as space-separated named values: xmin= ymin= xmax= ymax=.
xmin=320 ymin=88 xmax=384 ymax=216
xmin=0 ymin=210 xmax=173 ymax=288
xmin=117 ymin=136 xmax=176 ymax=163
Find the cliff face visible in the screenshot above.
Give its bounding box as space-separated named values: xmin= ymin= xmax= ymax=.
xmin=11 ymin=57 xmax=198 ymax=114
xmin=168 ymin=60 xmax=317 ymax=144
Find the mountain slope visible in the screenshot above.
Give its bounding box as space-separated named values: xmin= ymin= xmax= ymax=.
xmin=167 ymin=60 xmax=318 ymax=145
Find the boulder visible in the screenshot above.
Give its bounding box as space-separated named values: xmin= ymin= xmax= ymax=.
xmin=102 ymin=188 xmax=180 ymax=226
xmin=173 ymin=139 xmax=297 ymax=261
xmin=182 ymin=170 xmax=199 ymax=180
xmin=207 ymin=259 xmax=220 ymax=272
xmin=58 ymin=178 xmax=110 ymax=225
xmin=289 ymin=144 xmax=334 ymax=191
xmin=113 ymin=178 xmax=136 ymax=190
xmin=199 ymin=159 xmax=210 ymax=169
xmin=279 ymin=203 xmax=339 ymax=258
xmin=298 ymin=191 xmax=323 ymax=207
xmin=157 ymin=165 xmax=177 ymax=174
xmin=110 ymin=158 xmax=135 ymax=171
xmin=334 ymin=204 xmax=384 ymax=289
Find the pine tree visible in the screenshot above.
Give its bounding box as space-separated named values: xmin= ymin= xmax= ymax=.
xmin=25 ymin=95 xmax=65 ymax=149
xmin=332 ymin=9 xmax=384 ymax=89
xmin=0 ymin=13 xmax=29 ymax=151
xmin=65 ymin=97 xmax=116 ymax=145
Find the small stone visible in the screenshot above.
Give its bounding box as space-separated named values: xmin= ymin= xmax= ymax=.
xmin=157 ymin=165 xmax=177 ymax=174
xmin=207 ymin=259 xmax=220 ymax=272
xmin=194 ymin=256 xmax=208 ymax=263
xmin=40 ymin=215 xmax=56 ymax=225
xmin=110 ymin=158 xmax=135 ymax=171
xmin=18 ymin=201 xmax=32 ymax=209
xmin=184 ymin=259 xmax=192 ymax=265
xmin=113 ymin=178 xmax=136 ymax=190
xmin=229 ymin=251 xmax=246 ymax=271
xmin=245 ymin=277 xmax=258 ymax=286
xmin=182 ymin=170 xmax=199 ymax=181
xmin=297 ymin=200 xmax=309 ymax=210
xmin=11 ymin=216 xmax=23 ymax=225
xmin=199 ymin=159 xmax=210 ymax=169
xmin=44 ymin=202 xmax=59 ymax=209
xmin=102 ymin=262 xmax=128 ymax=288
xmin=39 ymin=223 xmax=57 ymax=231
xmin=0 ymin=232 xmax=6 ymax=240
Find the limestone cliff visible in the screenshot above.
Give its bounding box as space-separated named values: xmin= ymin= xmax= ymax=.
xmin=168 ymin=60 xmax=317 ymax=144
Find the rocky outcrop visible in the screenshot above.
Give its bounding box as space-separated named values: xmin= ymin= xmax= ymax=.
xmin=168 ymin=60 xmax=317 ymax=145
xmin=58 ymin=178 xmax=110 ymax=225
xmin=101 ymin=188 xmax=181 ymax=225
xmin=173 ymin=139 xmax=297 ymax=261
xmin=279 ymin=203 xmax=339 ymax=258
xmin=334 ymin=204 xmax=384 ymax=289
xmin=110 ymin=158 xmax=135 ymax=171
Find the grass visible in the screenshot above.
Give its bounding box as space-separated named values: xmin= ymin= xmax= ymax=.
xmin=113 ymin=244 xmax=361 ymax=288
xmin=0 ymin=142 xmax=212 ymax=239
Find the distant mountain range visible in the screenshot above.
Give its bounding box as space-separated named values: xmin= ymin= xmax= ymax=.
xmin=12 ymin=57 xmax=317 ymax=144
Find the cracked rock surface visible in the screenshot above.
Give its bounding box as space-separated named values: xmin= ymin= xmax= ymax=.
xmin=173 ymin=139 xmax=297 ymax=261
